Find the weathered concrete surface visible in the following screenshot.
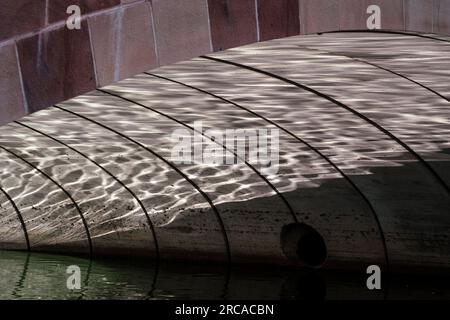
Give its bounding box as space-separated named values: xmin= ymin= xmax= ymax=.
xmin=1 ymin=32 xmax=450 ymax=272
xmin=105 ymin=74 xmax=385 ymax=269
xmin=205 ymin=33 xmax=450 ymax=270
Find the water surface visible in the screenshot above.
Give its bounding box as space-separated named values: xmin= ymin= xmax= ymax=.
xmin=1 ymin=250 xmax=449 ymax=300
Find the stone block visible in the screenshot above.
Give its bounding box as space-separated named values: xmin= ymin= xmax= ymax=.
xmin=0 ymin=44 xmax=26 ymax=125
xmin=434 ymin=0 xmax=450 ymax=35
xmin=258 ymin=0 xmax=300 ymax=41
xmin=405 ymin=0 xmax=433 ymax=33
xmin=17 ymin=22 xmax=96 ymax=112
xmin=300 ymin=0 xmax=339 ymax=34
xmin=0 ymin=0 xmax=46 ymax=42
xmin=208 ymin=0 xmax=257 ymax=50
xmin=152 ymin=0 xmax=211 ymax=65
xmin=89 ymin=2 xmax=158 ymax=86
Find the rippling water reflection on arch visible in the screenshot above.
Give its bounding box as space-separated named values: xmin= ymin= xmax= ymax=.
xmin=0 ymin=32 xmax=449 ymax=274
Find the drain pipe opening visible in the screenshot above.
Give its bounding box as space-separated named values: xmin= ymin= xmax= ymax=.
xmin=281 ymin=223 xmax=327 ymax=267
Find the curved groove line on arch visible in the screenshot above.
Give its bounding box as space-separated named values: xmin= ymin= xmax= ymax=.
xmin=146 ymin=70 xmax=390 ymax=271
xmin=14 ymin=120 xmax=160 ymax=261
xmin=296 ymin=45 xmax=450 ymax=105
xmin=322 ymin=29 xmax=450 ymax=44
xmin=54 ymin=105 xmax=232 ymax=265
xmin=0 ymin=145 xmax=93 ymax=257
xmin=0 ymin=186 xmax=30 ymax=251
xmin=353 ymin=58 xmax=450 ymax=104
xmin=202 ymin=55 xmax=450 ymax=196
xmin=96 ymin=87 xmax=298 ymax=223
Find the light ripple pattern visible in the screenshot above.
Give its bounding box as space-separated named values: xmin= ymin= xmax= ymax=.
xmin=0 ymin=32 xmax=449 ymax=270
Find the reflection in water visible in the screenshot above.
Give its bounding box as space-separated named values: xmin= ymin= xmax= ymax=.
xmin=1 ymin=250 xmax=449 ymax=300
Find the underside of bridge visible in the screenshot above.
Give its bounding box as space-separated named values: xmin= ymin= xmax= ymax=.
xmin=1 ymin=31 xmax=450 ymax=273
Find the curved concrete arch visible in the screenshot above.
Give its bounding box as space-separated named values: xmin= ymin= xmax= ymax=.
xmin=16 ymin=105 xmax=230 ymax=263
xmin=201 ymin=54 xmax=450 ymax=195
xmin=296 ymin=44 xmax=450 ymax=105
xmin=324 ymin=29 xmax=450 ymax=43
xmin=55 ymin=97 xmax=305 ymax=266
xmin=144 ymin=70 xmax=390 ymax=269
xmin=1 ymin=31 xmax=450 ymax=271
xmin=0 ymin=186 xmax=29 ymax=251
xmin=266 ymin=32 xmax=450 ymax=185
xmin=14 ymin=120 xmax=159 ymax=260
xmin=97 ymin=87 xmax=298 ymax=223
xmin=0 ymin=145 xmax=91 ymax=255
xmin=0 ymin=122 xmax=163 ymax=259
xmin=11 ymin=121 xmax=184 ymax=259
xmin=103 ymin=69 xmax=387 ymax=269
xmin=203 ymin=37 xmax=450 ymax=194
xmin=148 ymin=36 xmax=450 ymax=270
xmin=0 ymin=144 xmax=93 ymax=255
xmin=290 ymin=32 xmax=450 ymax=103
xmin=54 ymin=105 xmax=232 ymax=263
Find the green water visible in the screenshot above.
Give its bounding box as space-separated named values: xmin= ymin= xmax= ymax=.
xmin=0 ymin=250 xmax=449 ymax=300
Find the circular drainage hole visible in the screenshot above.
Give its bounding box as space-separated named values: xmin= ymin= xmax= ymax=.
xmin=281 ymin=223 xmax=327 ymax=267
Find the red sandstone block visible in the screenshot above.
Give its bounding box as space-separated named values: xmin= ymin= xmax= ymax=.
xmin=48 ymin=0 xmax=120 ymax=24
xmin=300 ymin=0 xmax=339 ymax=34
xmin=17 ymin=21 xmax=96 ymax=113
xmin=339 ymin=0 xmax=367 ymax=30
xmin=0 ymin=0 xmax=46 ymax=42
xmin=405 ymin=0 xmax=433 ymax=33
xmin=120 ymin=3 xmax=158 ymax=77
xmin=152 ymin=0 xmax=212 ymax=65
xmin=89 ymin=2 xmax=158 ymax=86
xmin=88 ymin=11 xmax=118 ymax=86
xmin=207 ymin=0 xmax=258 ymax=51
xmin=0 ymin=44 xmax=26 ymax=125
xmin=434 ymin=0 xmax=450 ymax=35
xmin=366 ymin=0 xmax=404 ymax=30
xmin=258 ymin=0 xmax=300 ymax=41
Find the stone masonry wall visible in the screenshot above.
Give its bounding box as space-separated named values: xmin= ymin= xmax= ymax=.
xmin=0 ymin=0 xmax=449 ymax=125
